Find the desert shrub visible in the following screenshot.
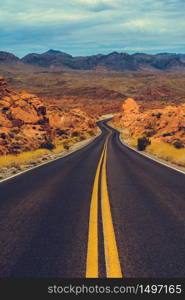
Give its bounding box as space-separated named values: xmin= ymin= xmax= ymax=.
xmin=71 ymin=131 xmax=80 ymax=137
xmin=146 ymin=130 xmax=157 ymax=137
xmin=87 ymin=130 xmax=95 ymax=136
xmin=173 ymin=140 xmax=184 ymax=149
xmin=62 ymin=140 xmax=70 ymax=150
xmin=56 ymin=129 xmax=67 ymax=136
xmin=0 ymin=133 xmax=6 ymax=140
xmin=63 ymin=144 xmax=69 ymax=150
xmin=40 ymin=141 xmax=55 ymax=150
xmin=152 ymin=113 xmax=161 ymax=118
xmin=79 ymin=135 xmax=86 ymax=141
xmin=162 ymin=132 xmax=172 ymax=137
xmin=13 ymin=143 xmax=21 ymax=149
xmin=37 ymin=106 xmax=46 ymax=116
xmin=137 ymin=136 xmax=151 ymax=151
xmin=2 ymin=107 xmax=9 ymax=113
xmin=156 ymin=113 xmax=162 ymax=119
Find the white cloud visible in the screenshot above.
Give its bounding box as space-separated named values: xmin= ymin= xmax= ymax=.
xmin=76 ymin=0 xmax=114 ymax=4
xmin=0 ymin=0 xmax=185 ymax=56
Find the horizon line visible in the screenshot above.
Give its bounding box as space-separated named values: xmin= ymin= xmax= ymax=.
xmin=0 ymin=49 xmax=185 ymax=59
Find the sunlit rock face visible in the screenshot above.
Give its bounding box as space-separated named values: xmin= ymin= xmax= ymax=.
xmin=0 ymin=76 xmax=97 ymax=155
xmin=112 ymin=97 xmax=185 ymax=147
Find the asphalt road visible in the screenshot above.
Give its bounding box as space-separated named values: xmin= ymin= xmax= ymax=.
xmin=0 ymin=120 xmax=185 ymax=278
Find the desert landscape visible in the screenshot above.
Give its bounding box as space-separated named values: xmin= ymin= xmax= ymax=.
xmin=0 ymin=49 xmax=185 ymax=175
xmin=2 ymin=2 xmax=185 ymax=296
xmin=1 ymin=0 xmax=185 ymax=289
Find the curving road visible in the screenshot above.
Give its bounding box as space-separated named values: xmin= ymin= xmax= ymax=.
xmin=0 ymin=120 xmax=185 ymax=278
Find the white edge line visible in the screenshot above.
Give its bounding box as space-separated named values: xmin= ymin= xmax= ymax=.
xmin=118 ymin=133 xmax=185 ymax=176
xmin=0 ymin=132 xmax=102 ymax=184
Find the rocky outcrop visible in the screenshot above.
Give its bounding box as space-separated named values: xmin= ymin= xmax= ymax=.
xmin=0 ymin=77 xmax=97 ymax=155
xmin=112 ymin=98 xmax=185 ymax=147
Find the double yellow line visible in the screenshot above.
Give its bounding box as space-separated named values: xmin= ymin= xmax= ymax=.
xmin=86 ymin=134 xmax=122 ymax=278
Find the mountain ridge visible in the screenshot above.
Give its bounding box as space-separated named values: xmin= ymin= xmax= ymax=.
xmin=1 ymin=50 xmax=185 ymax=71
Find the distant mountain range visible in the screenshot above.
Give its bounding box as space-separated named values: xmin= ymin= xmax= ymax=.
xmin=1 ymin=49 xmax=185 ymax=71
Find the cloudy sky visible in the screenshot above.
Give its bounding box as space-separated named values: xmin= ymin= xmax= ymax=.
xmin=0 ymin=0 xmax=185 ymax=57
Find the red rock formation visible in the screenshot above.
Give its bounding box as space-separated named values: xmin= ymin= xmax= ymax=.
xmin=112 ymin=98 xmax=185 ymax=147
xmin=0 ymin=76 xmax=97 ymax=155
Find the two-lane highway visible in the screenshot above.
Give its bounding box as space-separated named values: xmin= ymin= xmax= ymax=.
xmin=0 ymin=121 xmax=185 ymax=277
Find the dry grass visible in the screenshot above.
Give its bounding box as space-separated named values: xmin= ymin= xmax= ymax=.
xmin=128 ymin=139 xmax=138 ymax=148
xmin=147 ymin=142 xmax=185 ymax=166
xmin=121 ymin=131 xmax=137 ymax=148
xmin=0 ymin=149 xmax=50 ymax=170
xmin=121 ymin=130 xmax=185 ymax=166
xmin=0 ymin=131 xmax=96 ymax=171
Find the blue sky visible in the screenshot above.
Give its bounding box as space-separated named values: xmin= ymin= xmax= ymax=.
xmin=0 ymin=0 xmax=185 ymax=57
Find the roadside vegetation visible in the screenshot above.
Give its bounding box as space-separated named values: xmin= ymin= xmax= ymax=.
xmin=0 ymin=149 xmax=50 ymax=169
xmin=120 ymin=132 xmax=185 ymax=167
xmin=0 ymin=131 xmax=95 ymax=172
xmin=120 ymin=130 xmax=137 ymax=148
xmin=147 ymin=142 xmax=185 ymax=166
xmin=137 ymin=137 xmax=151 ymax=151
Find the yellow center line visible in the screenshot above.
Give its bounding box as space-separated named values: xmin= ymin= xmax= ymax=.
xmin=86 ymin=141 xmax=107 ymax=278
xmin=86 ymin=132 xmax=122 ymax=278
xmin=101 ymin=137 xmax=122 ymax=278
